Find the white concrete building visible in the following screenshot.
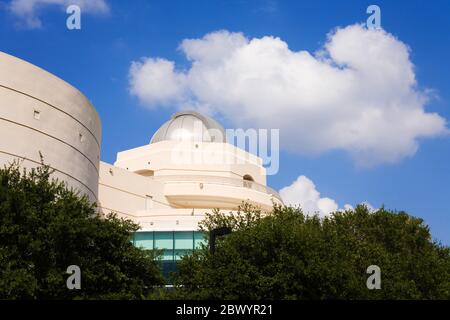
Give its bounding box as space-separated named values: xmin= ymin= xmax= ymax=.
xmin=0 ymin=52 xmax=282 ymax=271
xmin=98 ymin=110 xmax=282 ymax=231
xmin=0 ymin=52 xmax=101 ymax=203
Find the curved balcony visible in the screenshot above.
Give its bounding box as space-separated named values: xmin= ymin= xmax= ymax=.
xmin=149 ymin=175 xmax=283 ymax=210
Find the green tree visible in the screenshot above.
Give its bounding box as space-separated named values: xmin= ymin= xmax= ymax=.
xmin=173 ymin=203 xmax=450 ymax=299
xmin=0 ymin=161 xmax=164 ymax=299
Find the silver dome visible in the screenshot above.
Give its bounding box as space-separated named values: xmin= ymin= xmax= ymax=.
xmin=150 ymin=111 xmax=226 ymax=144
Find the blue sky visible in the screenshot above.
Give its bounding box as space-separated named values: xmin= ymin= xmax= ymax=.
xmin=1 ymin=0 xmax=449 ymax=244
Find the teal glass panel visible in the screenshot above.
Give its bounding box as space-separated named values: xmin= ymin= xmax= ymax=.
xmin=194 ymin=231 xmax=207 ymax=249
xmin=175 ymin=249 xmax=192 ymax=261
xmin=134 ymin=232 xmax=154 ymax=250
xmin=174 ymin=231 xmax=194 ymax=250
xmin=132 ymin=231 xmax=209 ymax=263
xmin=154 ymin=232 xmax=173 ymax=250
xmin=162 ymin=250 xmax=174 ymax=261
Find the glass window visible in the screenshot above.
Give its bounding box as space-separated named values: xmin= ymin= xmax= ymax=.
xmin=161 ymin=261 xmax=178 ymax=279
xmin=133 ymin=231 xmax=209 ymax=263
xmin=161 ymin=250 xmax=175 ymax=261
xmin=154 ymin=232 xmax=173 ymax=250
xmin=194 ymin=231 xmax=207 ymax=249
xmin=174 ymin=231 xmax=194 ymax=250
xmin=134 ymin=232 xmax=153 ymax=250
xmin=175 ymin=249 xmax=192 ymax=261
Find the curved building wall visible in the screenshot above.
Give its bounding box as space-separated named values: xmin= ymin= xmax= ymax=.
xmin=0 ymin=52 xmax=101 ymax=201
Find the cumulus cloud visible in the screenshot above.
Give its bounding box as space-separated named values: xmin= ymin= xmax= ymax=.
xmin=8 ymin=0 xmax=109 ymax=28
xmin=279 ymin=175 xmax=373 ymax=217
xmin=129 ymin=25 xmax=448 ymax=167
xmin=279 ymin=175 xmax=339 ymax=217
xmin=129 ymin=58 xmax=188 ymax=106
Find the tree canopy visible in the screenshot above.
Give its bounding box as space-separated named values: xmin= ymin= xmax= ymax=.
xmin=1 ymin=161 xmax=449 ymax=300
xmin=172 ymin=203 xmax=450 ymax=299
xmin=0 ymin=161 xmax=164 ymax=299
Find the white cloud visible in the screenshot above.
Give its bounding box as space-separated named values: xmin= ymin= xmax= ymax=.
xmin=343 ymin=204 xmax=354 ymax=211
xmin=279 ymin=175 xmax=372 ymax=217
xmin=279 ymin=175 xmax=338 ymax=217
xmin=360 ymin=201 xmax=376 ymax=212
xmin=129 ymin=25 xmax=448 ymax=167
xmin=129 ymin=58 xmax=187 ymax=106
xmin=8 ymin=0 xmax=109 ymax=28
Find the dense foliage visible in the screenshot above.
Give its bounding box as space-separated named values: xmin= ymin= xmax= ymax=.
xmin=1 ymin=160 xmax=449 ymax=300
xmin=0 ymin=161 xmax=164 ymax=299
xmin=172 ymin=204 xmax=450 ymax=299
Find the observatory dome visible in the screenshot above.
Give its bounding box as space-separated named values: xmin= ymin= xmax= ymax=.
xmin=150 ymin=111 xmax=226 ymax=144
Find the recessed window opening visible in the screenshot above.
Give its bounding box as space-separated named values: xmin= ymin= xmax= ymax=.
xmin=33 ymin=110 xmax=41 ymax=120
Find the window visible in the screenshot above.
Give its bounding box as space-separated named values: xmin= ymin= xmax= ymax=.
xmin=175 ymin=249 xmax=192 ymax=261
xmin=33 ymin=110 xmax=41 ymax=120
xmin=161 ymin=250 xmax=175 ymax=261
xmin=175 ymin=232 xmax=193 ymax=250
xmin=135 ymin=169 xmax=154 ymax=177
xmin=145 ymin=195 xmax=153 ymax=210
xmin=154 ymin=232 xmax=173 ymax=250
xmin=133 ymin=232 xmax=153 ymax=250
xmin=133 ymin=231 xmax=207 ymax=261
xmin=194 ymin=231 xmax=207 ymax=249
xmin=243 ymin=174 xmax=254 ymax=188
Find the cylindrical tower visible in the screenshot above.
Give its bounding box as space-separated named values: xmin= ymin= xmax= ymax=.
xmin=0 ymin=52 xmax=101 ymax=202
